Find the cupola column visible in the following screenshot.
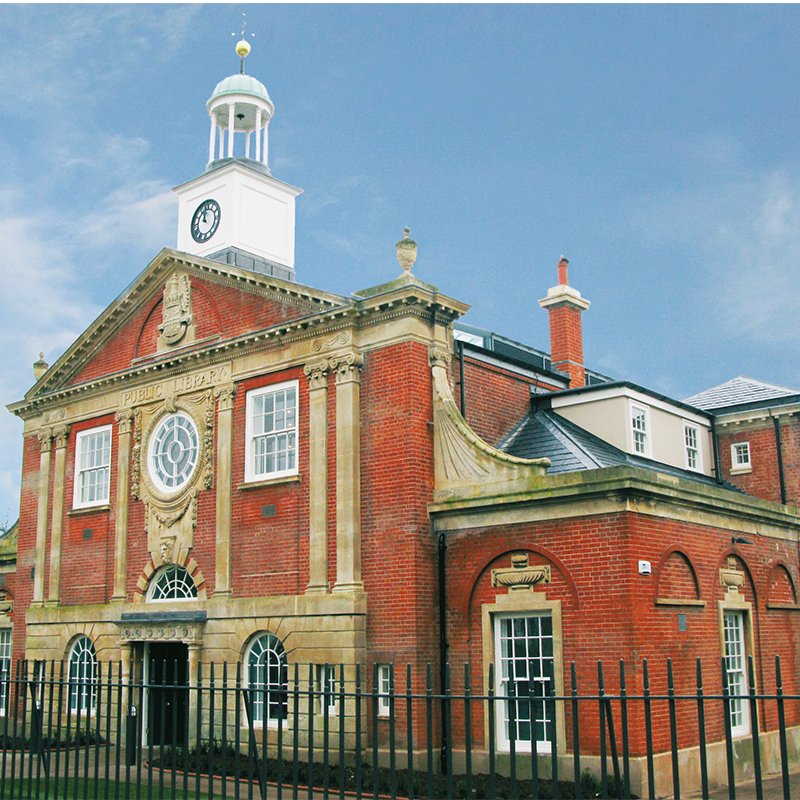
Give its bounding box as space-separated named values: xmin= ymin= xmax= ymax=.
xmin=227 ymin=103 xmax=236 ymax=158
xmin=263 ymin=122 xmax=269 ymax=166
xmin=208 ymin=119 xmax=217 ymax=164
xmin=245 ymin=131 xmax=251 ymax=159
xmin=255 ymin=108 xmax=262 ymax=161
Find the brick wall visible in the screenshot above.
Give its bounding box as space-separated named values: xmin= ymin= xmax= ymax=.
xmin=443 ymin=508 xmax=800 ymax=756
xmin=458 ymin=357 xmax=561 ymax=447
xmin=716 ymin=418 xmax=800 ymax=505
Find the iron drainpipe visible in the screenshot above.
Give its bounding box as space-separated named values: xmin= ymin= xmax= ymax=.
xmin=771 ymin=412 xmax=788 ymax=504
xmin=458 ymin=340 xmax=466 ymax=418
xmin=437 ymin=529 xmax=449 ymax=773
xmin=710 ymin=416 xmax=724 ymax=485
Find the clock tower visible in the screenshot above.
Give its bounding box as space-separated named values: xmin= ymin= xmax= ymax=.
xmin=173 ymin=38 xmax=302 ymax=281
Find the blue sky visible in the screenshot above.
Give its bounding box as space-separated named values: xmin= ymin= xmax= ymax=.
xmin=2 ymin=4 xmax=800 ymax=522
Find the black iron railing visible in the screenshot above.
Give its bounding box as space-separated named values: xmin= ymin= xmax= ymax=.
xmin=0 ymin=655 xmax=797 ymax=799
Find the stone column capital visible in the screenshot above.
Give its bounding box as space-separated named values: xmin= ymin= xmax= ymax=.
xmin=331 ymin=353 xmax=364 ymax=385
xmin=214 ymin=384 xmax=237 ymax=411
xmin=429 ymin=346 xmax=452 ymax=369
xmin=303 ymin=359 xmax=330 ymax=390
xmin=116 ymin=408 xmax=134 ymax=434
xmin=38 ymin=427 xmax=54 ymax=451
xmin=52 ymin=424 xmax=70 ymax=450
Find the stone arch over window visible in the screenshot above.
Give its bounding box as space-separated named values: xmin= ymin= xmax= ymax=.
xmin=767 ymin=563 xmax=798 ymax=608
xmin=243 ymin=632 xmax=288 ymax=726
xmin=655 ymin=549 xmax=701 ymax=604
xmin=134 ymin=555 xmax=207 ymax=602
xmin=67 ymin=634 xmax=97 ymax=713
xmin=147 ymin=564 xmax=198 ymax=601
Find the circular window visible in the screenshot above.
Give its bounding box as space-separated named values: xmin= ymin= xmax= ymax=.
xmin=148 ymin=411 xmax=199 ymax=493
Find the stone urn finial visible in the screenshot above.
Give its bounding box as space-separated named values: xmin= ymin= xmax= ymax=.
xmin=395 ymin=227 xmax=418 ymax=274
xmin=33 ymin=352 xmax=49 ymax=381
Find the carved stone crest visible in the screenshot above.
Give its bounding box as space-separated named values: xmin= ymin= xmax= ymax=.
xmin=158 ymin=273 xmax=195 ymax=348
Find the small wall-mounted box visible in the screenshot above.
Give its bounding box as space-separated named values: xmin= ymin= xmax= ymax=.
xmin=638 ymin=560 xmax=652 ymax=576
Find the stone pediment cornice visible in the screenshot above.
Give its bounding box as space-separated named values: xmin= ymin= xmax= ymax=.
xmin=18 ymin=249 xmax=353 ymax=406
xmin=8 ymin=262 xmax=471 ymax=420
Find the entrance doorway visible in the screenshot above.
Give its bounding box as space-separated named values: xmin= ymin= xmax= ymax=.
xmin=146 ymin=641 xmax=189 ymax=746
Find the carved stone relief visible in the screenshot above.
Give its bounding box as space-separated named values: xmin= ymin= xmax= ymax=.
xmin=117 ymin=623 xmax=203 ymax=645
xmin=720 ymin=557 xmax=746 ymax=596
xmin=492 ymin=553 xmax=551 ymax=592
xmin=158 ymin=273 xmax=195 ymax=349
xmin=312 ymin=331 xmax=351 ymax=353
xmin=132 ymin=390 xmax=214 ymax=567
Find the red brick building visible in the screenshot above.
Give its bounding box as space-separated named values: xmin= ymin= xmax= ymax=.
xmin=3 ymin=52 xmax=799 ymax=796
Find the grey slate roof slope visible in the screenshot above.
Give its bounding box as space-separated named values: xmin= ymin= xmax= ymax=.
xmin=685 ymin=376 xmax=800 ymax=412
xmin=499 ymin=409 xmax=742 ymax=491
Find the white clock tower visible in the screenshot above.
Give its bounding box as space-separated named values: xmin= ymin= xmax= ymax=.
xmin=174 ymin=38 xmax=302 ymax=281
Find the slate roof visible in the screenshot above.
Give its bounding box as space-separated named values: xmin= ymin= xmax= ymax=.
xmin=685 ymin=376 xmax=800 ymax=412
xmin=499 ymin=409 xmax=742 ymax=491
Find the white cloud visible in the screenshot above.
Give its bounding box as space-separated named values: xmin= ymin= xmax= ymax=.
xmin=628 ymin=169 xmax=800 ymax=347
xmin=75 ymin=179 xmax=177 ymax=251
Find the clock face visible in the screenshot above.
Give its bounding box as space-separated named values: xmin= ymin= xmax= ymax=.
xmin=191 ymin=199 xmax=221 ymax=243
xmin=148 ymin=412 xmax=200 ymax=494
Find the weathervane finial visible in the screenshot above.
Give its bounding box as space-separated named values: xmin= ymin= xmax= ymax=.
xmin=232 ymin=12 xmax=255 ymax=74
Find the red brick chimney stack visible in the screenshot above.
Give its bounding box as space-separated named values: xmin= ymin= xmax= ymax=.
xmin=539 ymin=256 xmax=591 ymax=388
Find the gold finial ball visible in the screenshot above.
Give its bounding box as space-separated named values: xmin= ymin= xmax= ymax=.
xmin=236 ymin=39 xmax=251 ymax=58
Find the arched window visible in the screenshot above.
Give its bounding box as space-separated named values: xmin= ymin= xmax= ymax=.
xmin=245 ymin=633 xmax=287 ymax=725
xmin=68 ymin=636 xmax=97 ymax=713
xmin=148 ymin=565 xmax=197 ymax=601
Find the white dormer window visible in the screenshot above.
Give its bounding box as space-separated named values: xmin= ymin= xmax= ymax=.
xmin=73 ymin=426 xmax=112 ymax=508
xmin=684 ymin=423 xmax=701 ymax=471
xmin=731 ymin=442 xmax=751 ymax=472
xmin=630 ymin=403 xmax=651 ymax=457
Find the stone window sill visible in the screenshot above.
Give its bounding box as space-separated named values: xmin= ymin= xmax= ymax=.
xmin=69 ymin=504 xmax=111 ymax=516
xmin=238 ymin=474 xmax=302 ymax=491
xmin=655 ymin=598 xmax=705 ymax=607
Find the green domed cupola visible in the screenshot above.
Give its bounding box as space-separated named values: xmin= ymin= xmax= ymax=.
xmin=205 ymin=42 xmax=275 ymax=169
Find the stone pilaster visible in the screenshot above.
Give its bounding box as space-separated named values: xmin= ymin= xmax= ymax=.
xmin=47 ymin=424 xmax=70 ymax=605
xmin=303 ymin=359 xmax=330 ymax=594
xmin=33 ymin=428 xmax=53 ymax=606
xmin=187 ymin=642 xmax=203 ymax=745
xmin=213 ymin=385 xmax=236 ymax=597
xmin=112 ymin=410 xmax=133 ymax=603
xmin=331 ymin=353 xmax=364 ymax=593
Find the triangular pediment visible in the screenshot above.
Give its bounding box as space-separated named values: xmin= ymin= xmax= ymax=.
xmin=22 ymin=249 xmax=351 ymax=402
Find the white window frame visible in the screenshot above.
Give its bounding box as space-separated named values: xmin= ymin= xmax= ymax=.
xmin=376 ymin=664 xmax=392 ymax=716
xmin=245 ymin=381 xmax=299 ymax=483
xmin=73 ymin=425 xmax=112 ymax=509
xmin=318 ymin=664 xmax=339 ymax=716
xmin=147 ymin=565 xmax=198 ymax=602
xmin=0 ymin=629 xmax=10 ymax=716
xmin=731 ymin=442 xmax=751 ymax=473
xmin=630 ymin=403 xmax=651 ymax=458
xmin=147 ymin=411 xmax=200 ymax=495
xmin=494 ymin=612 xmax=555 ymax=754
xmin=244 ymin=633 xmax=288 ymax=727
xmin=684 ymin=422 xmax=702 ymax=472
xmin=723 ymin=610 xmax=751 ymax=737
xmin=68 ymin=635 xmax=97 ymax=714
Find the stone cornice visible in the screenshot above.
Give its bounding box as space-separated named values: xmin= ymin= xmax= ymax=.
xmin=10 ymin=267 xmax=469 ymax=420
xmin=15 ymin=249 xmax=351 ymax=409
xmin=429 ymin=464 xmax=800 ymax=538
